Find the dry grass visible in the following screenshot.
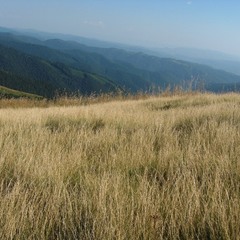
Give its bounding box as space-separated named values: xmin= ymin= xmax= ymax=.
xmin=0 ymin=92 xmax=240 ymax=239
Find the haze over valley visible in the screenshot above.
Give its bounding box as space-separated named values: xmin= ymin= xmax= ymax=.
xmin=1 ymin=26 xmax=240 ymax=98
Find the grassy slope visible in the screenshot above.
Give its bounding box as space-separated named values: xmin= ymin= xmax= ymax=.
xmin=0 ymin=85 xmax=43 ymax=99
xmin=0 ymin=93 xmax=240 ymax=239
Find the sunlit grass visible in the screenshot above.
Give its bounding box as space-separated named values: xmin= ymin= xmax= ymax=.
xmin=0 ymin=92 xmax=240 ymax=239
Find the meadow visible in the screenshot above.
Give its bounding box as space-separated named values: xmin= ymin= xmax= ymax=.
xmin=0 ymin=92 xmax=240 ymax=239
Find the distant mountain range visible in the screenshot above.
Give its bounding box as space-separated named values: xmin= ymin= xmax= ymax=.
xmin=151 ymin=47 xmax=240 ymax=76
xmin=1 ymin=27 xmax=240 ymax=98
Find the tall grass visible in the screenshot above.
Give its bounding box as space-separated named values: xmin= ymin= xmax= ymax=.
xmin=0 ymin=92 xmax=240 ymax=239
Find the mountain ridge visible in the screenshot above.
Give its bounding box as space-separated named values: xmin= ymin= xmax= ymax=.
xmin=1 ymin=29 xmax=240 ymax=97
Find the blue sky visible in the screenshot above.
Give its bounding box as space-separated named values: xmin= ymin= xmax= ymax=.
xmin=1 ymin=0 xmax=240 ymax=55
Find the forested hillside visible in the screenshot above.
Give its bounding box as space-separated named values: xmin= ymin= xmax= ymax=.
xmin=0 ymin=44 xmax=119 ymax=97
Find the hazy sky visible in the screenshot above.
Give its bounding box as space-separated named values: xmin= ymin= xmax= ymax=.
xmin=1 ymin=0 xmax=240 ymax=56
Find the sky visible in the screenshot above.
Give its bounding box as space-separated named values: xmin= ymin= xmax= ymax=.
xmin=1 ymin=0 xmax=240 ymax=56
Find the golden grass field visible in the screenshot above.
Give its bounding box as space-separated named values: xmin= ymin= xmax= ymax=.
xmin=0 ymin=92 xmax=240 ymax=239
